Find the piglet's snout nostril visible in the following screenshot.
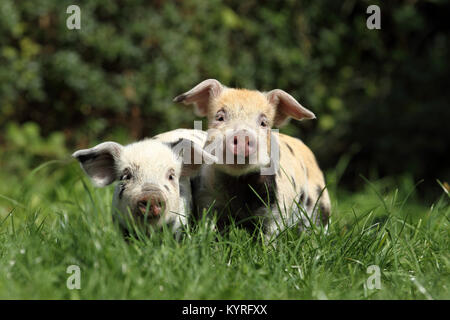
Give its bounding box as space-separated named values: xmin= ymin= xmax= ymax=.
xmin=137 ymin=193 xmax=166 ymax=217
xmin=228 ymin=131 xmax=257 ymax=157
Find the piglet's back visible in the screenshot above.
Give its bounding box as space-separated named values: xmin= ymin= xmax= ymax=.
xmin=277 ymin=133 xmax=331 ymax=226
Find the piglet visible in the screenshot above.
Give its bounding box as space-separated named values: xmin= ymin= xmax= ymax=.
xmin=174 ymin=79 xmax=331 ymax=239
xmin=72 ymin=129 xmax=215 ymax=236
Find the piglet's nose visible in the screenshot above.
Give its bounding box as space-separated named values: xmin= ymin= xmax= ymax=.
xmin=227 ymin=130 xmax=257 ymax=157
xmin=137 ymin=194 xmax=165 ymax=217
xmin=142 ymin=183 xmax=160 ymax=192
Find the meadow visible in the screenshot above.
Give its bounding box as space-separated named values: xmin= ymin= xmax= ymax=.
xmin=0 ymin=155 xmax=448 ymax=299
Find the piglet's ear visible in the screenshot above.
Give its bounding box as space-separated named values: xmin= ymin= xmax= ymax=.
xmin=72 ymin=141 xmax=123 ymax=187
xmin=266 ymin=89 xmax=316 ymax=127
xmin=173 ymin=79 xmax=224 ymax=117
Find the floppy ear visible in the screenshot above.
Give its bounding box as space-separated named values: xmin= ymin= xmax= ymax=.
xmin=266 ymin=89 xmax=316 ymax=127
xmin=173 ymin=79 xmax=224 ymax=117
xmin=168 ymin=138 xmax=217 ymax=177
xmin=72 ymin=141 xmax=123 ymax=187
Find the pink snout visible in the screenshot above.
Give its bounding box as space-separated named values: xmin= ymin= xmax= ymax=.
xmin=137 ymin=193 xmax=166 ymax=218
xmin=226 ymin=130 xmax=257 ymax=157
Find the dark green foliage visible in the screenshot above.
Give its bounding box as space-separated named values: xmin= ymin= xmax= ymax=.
xmin=0 ymin=0 xmax=449 ymax=193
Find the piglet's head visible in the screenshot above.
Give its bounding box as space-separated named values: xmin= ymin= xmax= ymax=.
xmin=73 ymin=137 xmax=215 ymax=232
xmin=174 ymin=79 xmax=316 ymax=175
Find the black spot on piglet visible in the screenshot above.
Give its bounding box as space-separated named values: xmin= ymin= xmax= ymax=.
xmin=306 ymin=197 xmax=312 ymax=208
xmin=319 ymin=203 xmax=330 ymax=226
xmin=285 ymin=142 xmax=294 ymax=156
xmin=299 ymin=191 xmax=305 ymax=203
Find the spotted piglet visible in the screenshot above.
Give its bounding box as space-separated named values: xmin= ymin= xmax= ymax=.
xmin=174 ymin=79 xmax=331 ymax=238
xmin=72 ymin=129 xmax=215 ymax=236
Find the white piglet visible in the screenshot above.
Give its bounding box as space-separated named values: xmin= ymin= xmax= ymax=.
xmin=72 ymin=129 xmax=215 ymax=236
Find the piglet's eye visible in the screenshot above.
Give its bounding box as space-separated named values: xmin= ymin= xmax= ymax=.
xmin=167 ymin=169 xmax=176 ymax=181
xmin=215 ymin=109 xmax=226 ymax=122
xmin=259 ymin=115 xmax=268 ymax=127
xmin=120 ymin=168 xmax=132 ymax=181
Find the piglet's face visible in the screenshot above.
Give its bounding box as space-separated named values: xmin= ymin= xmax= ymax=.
xmin=174 ymin=79 xmax=316 ymax=176
xmin=205 ymin=89 xmax=275 ymax=175
xmin=111 ymin=141 xmax=182 ymax=228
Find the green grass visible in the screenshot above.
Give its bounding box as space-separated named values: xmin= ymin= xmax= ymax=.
xmin=0 ymin=159 xmax=448 ymax=299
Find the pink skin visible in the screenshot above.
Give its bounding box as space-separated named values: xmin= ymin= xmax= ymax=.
xmin=137 ymin=195 xmax=165 ymax=218
xmin=226 ymin=130 xmax=257 ymax=158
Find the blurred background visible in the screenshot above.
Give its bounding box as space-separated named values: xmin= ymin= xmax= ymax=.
xmin=0 ymin=0 xmax=449 ymax=200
